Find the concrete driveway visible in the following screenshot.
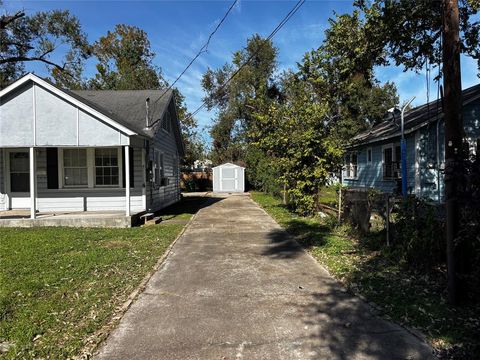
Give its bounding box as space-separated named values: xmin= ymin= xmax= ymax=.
xmin=95 ymin=194 xmax=434 ymax=360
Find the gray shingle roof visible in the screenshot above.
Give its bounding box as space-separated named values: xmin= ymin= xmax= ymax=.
xmin=70 ymin=89 xmax=173 ymax=138
xmin=350 ymin=83 xmax=480 ymax=147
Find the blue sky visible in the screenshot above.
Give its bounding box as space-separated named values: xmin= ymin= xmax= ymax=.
xmin=3 ymin=0 xmax=479 ymax=144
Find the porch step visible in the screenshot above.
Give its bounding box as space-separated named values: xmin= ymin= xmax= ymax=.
xmin=140 ymin=212 xmax=154 ymax=225
xmin=144 ymin=216 xmax=162 ymax=226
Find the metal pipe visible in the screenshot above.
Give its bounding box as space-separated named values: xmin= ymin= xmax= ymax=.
xmin=436 ymin=119 xmax=441 ymax=202
xmin=145 ymin=97 xmax=150 ymax=128
xmin=401 ymin=97 xmax=416 ymax=197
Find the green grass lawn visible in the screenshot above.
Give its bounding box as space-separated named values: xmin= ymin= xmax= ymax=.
xmin=0 ymin=195 xmax=207 ymax=359
xmin=251 ymin=191 xmax=480 ymax=357
xmin=318 ymin=186 xmax=338 ymax=207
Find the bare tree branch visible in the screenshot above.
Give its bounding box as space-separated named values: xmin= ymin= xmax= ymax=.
xmin=0 ymin=56 xmax=66 ymax=72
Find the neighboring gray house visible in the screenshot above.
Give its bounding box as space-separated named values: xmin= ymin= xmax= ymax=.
xmin=0 ymin=73 xmax=184 ymax=225
xmin=342 ymin=83 xmax=480 ymax=202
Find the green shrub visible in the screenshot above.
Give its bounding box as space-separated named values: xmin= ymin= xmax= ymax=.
xmin=392 ymin=196 xmax=445 ymax=270
xmin=245 ymin=148 xmax=282 ymax=196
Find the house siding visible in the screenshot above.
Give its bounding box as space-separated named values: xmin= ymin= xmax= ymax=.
xmin=36 ymin=147 xmax=144 ymax=213
xmin=146 ymin=102 xmax=181 ymax=211
xmin=343 ymin=99 xmax=480 ymax=202
xmin=0 ymin=81 xmax=130 ymax=148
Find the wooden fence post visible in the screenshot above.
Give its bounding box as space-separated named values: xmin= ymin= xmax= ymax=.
xmin=338 ymin=188 xmax=342 ymax=222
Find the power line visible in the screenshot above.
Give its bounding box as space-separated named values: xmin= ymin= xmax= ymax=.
xmin=152 ymin=0 xmax=238 ymax=108
xmin=188 ymin=0 xmax=306 ymax=119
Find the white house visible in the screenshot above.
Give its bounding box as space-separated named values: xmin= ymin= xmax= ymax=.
xmin=212 ymin=163 xmax=245 ymax=193
xmin=0 ymin=73 xmax=184 ymax=227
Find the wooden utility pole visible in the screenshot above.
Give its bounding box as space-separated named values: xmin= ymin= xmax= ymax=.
xmin=443 ymin=0 xmax=464 ymax=305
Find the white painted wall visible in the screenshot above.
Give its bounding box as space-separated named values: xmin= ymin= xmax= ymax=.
xmin=146 ymin=101 xmax=182 ymax=211
xmin=0 ymin=81 xmax=130 ymax=147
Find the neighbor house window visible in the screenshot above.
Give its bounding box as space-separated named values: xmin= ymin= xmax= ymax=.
xmin=367 ymin=148 xmax=372 ymax=163
xmin=95 ymin=148 xmax=119 ymax=186
xmin=63 ymin=149 xmax=88 ymax=186
xmin=383 ymin=145 xmax=401 ymax=179
xmin=161 ymin=112 xmax=171 ymax=133
xmin=153 ymin=151 xmax=165 ymax=186
xmin=344 ymin=152 xmax=358 ymax=179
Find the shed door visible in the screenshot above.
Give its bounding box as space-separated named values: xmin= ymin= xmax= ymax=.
xmin=221 ymin=167 xmax=237 ymax=191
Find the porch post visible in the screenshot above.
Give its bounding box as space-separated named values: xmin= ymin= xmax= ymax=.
xmin=29 ymin=147 xmax=36 ymax=219
xmin=125 ymin=145 xmax=131 ymax=216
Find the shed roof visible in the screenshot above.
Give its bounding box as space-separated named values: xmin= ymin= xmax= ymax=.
xmin=213 ymin=162 xmax=245 ymax=169
xmin=350 ymin=83 xmax=480 ymax=147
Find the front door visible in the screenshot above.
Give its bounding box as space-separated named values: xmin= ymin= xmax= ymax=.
xmin=8 ymin=151 xmax=30 ymax=209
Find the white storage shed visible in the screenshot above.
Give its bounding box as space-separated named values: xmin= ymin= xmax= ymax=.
xmin=212 ymin=163 xmax=245 ymax=193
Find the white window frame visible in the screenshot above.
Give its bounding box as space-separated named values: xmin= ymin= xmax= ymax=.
xmin=382 ymin=143 xmax=401 ymax=180
xmin=161 ymin=112 xmax=171 ymax=134
xmin=59 ymin=147 xmax=123 ymax=189
xmin=153 ymin=150 xmax=165 ymax=187
xmin=60 ymin=148 xmax=89 ymax=188
xmin=367 ymin=147 xmax=373 ymax=164
xmin=94 ymin=148 xmax=122 ymax=188
xmin=344 ymin=151 xmax=358 ymax=180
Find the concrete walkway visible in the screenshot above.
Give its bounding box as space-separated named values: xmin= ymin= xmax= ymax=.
xmin=95 ymin=194 xmax=434 ymax=360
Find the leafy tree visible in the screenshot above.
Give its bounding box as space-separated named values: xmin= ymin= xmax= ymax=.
xmin=251 ymin=74 xmax=344 ymax=213
xmin=88 ymin=24 xmax=166 ymax=90
xmin=202 ymin=34 xmax=279 ymax=164
xmin=297 ymin=8 xmax=399 ymax=140
xmin=87 ymin=24 xmax=202 ymax=164
xmin=0 ymin=4 xmax=90 ymax=88
xmin=354 ymin=0 xmax=480 ymax=74
xmin=173 ymin=89 xmax=205 ymax=166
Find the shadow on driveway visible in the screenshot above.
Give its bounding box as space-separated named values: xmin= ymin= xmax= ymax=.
xmin=262 ymin=219 xmax=329 ymax=259
xmin=290 ymin=283 xmax=432 ymax=359
xmin=262 ymin=221 xmax=433 ymax=359
xmin=157 ymin=195 xmax=224 ymax=221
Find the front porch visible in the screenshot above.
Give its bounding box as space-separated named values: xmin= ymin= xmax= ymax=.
xmin=0 ymin=145 xmax=145 ymax=219
xmin=0 ymin=209 xmax=143 ymax=228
